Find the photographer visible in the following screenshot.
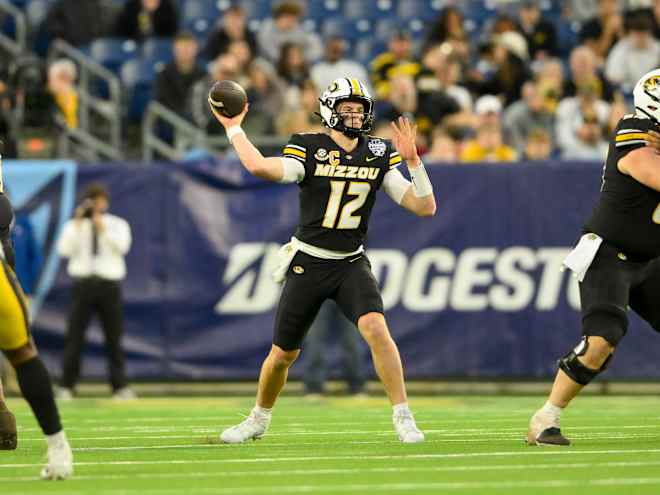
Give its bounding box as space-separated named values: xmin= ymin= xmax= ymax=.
xmin=56 ymin=183 xmax=133 ymax=399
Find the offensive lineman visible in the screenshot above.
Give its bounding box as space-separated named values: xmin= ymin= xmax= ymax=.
xmin=0 ymin=153 xmax=73 ymax=479
xmin=210 ymin=78 xmax=436 ymax=443
xmin=528 ymin=69 xmax=660 ymax=445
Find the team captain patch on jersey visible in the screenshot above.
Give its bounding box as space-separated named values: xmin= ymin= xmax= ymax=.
xmin=584 ymin=114 xmax=660 ymax=259
xmin=283 ymin=132 xmax=401 ymax=252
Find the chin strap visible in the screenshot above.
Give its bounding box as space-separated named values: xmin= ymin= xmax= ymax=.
xmin=635 ymin=106 xmax=660 ymax=126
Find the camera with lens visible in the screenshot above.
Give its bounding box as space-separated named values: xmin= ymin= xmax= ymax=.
xmin=79 ymin=199 xmax=95 ymax=218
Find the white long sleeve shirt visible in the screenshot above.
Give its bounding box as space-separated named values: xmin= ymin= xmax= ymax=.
xmin=57 ymin=213 xmax=132 ymax=281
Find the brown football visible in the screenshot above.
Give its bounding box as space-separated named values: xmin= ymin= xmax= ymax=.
xmin=208 ymin=80 xmax=247 ymax=118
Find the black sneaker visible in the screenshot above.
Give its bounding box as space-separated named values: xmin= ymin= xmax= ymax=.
xmin=0 ymin=409 xmax=17 ymax=450
xmin=533 ymin=427 xmax=571 ymax=446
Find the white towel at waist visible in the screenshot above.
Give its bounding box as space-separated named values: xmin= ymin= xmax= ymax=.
xmin=272 ymin=236 xmax=364 ymax=283
xmin=561 ymin=233 xmax=604 ymax=282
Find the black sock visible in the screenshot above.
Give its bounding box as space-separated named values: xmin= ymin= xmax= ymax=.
xmin=15 ymin=357 xmax=62 ymax=435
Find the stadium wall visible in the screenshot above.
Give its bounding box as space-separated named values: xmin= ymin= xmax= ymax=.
xmin=6 ymin=158 xmax=660 ymax=380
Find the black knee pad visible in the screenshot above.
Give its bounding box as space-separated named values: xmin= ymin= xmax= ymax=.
xmin=582 ymin=306 xmax=628 ymax=347
xmin=558 ymin=337 xmax=612 ymax=386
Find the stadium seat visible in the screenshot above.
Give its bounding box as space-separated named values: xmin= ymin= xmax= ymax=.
xmin=182 ymin=0 xmax=219 ymax=26
xmin=90 ymin=37 xmax=138 ymax=74
xmin=141 ymin=37 xmax=173 ymax=65
xmin=184 ymin=18 xmax=212 ymax=45
xmin=397 ymin=0 xmax=443 ymax=21
xmin=305 ymin=0 xmax=342 ymax=22
xmin=373 ymin=18 xmax=398 ymax=42
xmin=342 ymin=0 xmax=395 ymax=20
xmin=461 ymin=1 xmax=494 ymax=27
xmin=236 ymin=0 xmax=271 ymax=20
xmin=321 ymin=17 xmax=363 ymax=42
xmin=353 ymin=38 xmax=374 ymax=65
xmin=120 ymin=59 xmax=157 ymax=122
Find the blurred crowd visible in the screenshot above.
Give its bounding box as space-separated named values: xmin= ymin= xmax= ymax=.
xmin=2 ymin=0 xmax=660 ymax=162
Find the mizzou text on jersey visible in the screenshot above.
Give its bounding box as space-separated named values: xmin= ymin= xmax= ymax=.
xmin=283 ymin=132 xmax=401 ymax=252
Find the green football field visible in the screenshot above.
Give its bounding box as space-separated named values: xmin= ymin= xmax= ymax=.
xmin=2 ymin=395 xmax=660 ymax=494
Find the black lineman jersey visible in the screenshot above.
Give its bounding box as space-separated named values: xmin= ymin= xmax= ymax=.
xmin=283 ymin=132 xmax=401 ymax=252
xmin=583 ymin=115 xmax=660 ymax=260
xmin=0 ymin=193 xmax=15 ymax=269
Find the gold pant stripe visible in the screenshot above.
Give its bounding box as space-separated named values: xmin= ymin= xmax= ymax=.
xmin=0 ymin=261 xmax=30 ymax=351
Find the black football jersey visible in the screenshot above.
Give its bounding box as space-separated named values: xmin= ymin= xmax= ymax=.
xmin=283 ymin=132 xmax=401 ymax=252
xmin=0 ymin=193 xmax=15 ymax=268
xmin=583 ymin=115 xmax=660 ymax=260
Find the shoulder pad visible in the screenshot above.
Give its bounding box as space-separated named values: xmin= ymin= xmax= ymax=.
xmin=614 ymin=116 xmax=654 ymax=149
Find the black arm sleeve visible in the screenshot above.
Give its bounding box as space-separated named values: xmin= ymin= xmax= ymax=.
xmin=0 ymin=193 xmax=15 ymax=269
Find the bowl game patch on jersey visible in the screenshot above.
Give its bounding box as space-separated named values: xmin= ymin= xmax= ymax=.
xmin=368 ymin=138 xmax=386 ymax=157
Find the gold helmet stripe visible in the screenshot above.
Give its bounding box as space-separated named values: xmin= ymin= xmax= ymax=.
xmin=350 ymin=78 xmax=363 ymax=97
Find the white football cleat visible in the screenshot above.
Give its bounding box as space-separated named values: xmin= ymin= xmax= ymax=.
xmin=393 ymin=409 xmax=425 ymax=443
xmin=113 ymin=387 xmax=137 ymax=400
xmin=55 ymin=387 xmax=73 ymax=401
xmin=41 ymin=437 xmax=73 ymax=480
xmin=526 ymin=409 xmax=570 ymax=446
xmin=221 ymin=410 xmax=271 ymax=444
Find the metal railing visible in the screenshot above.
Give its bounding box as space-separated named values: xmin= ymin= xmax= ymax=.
xmin=0 ymin=0 xmax=26 ymax=58
xmin=48 ymin=39 xmax=123 ymax=160
xmin=142 ymin=101 xmax=287 ymax=162
xmin=142 ymin=101 xmax=205 ymax=161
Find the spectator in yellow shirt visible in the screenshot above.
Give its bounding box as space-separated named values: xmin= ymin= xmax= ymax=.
xmin=47 ymin=59 xmax=78 ymax=129
xmin=370 ymin=30 xmax=421 ymax=99
xmin=460 ymin=122 xmax=517 ymax=163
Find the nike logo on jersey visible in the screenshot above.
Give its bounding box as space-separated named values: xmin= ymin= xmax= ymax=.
xmin=366 ymin=156 xmax=378 ymax=162
xmin=314 ymin=164 xmax=380 ymax=180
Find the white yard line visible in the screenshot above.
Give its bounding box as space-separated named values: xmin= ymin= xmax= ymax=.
xmin=16 ymin=423 xmax=660 ymax=434
xmin=11 ymin=432 xmax=660 ymax=449
xmin=4 ymin=447 xmax=660 ymax=469
xmin=4 ymin=478 xmax=660 ymax=494
xmin=5 ymin=459 xmax=660 ymax=482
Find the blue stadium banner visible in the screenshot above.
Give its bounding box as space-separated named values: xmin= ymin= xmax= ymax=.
xmin=8 ymin=160 xmax=660 ymax=380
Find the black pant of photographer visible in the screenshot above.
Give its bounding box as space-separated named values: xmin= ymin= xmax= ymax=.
xmin=60 ymin=277 xmax=127 ymax=392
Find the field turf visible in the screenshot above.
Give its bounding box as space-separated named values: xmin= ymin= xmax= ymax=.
xmin=2 ymin=395 xmax=660 ymax=494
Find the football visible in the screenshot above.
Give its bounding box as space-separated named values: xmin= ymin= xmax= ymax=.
xmin=208 ymin=80 xmax=247 ymax=118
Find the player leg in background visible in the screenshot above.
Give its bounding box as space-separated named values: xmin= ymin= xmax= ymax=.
xmin=4 ymin=342 xmax=74 ymax=479
xmin=0 ymin=377 xmax=17 ymax=450
xmin=59 ymin=279 xmax=95 ymax=399
xmin=302 ymin=301 xmax=331 ymax=398
xmin=338 ymin=308 xmax=366 ymax=396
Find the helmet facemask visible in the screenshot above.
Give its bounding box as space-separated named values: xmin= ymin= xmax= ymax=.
xmin=318 ymin=79 xmax=374 ymax=138
xmin=330 ymin=98 xmax=374 ymax=138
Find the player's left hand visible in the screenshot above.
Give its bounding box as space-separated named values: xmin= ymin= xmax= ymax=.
xmin=645 ymin=130 xmax=660 ymax=154
xmin=391 ymin=116 xmax=421 ymax=166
